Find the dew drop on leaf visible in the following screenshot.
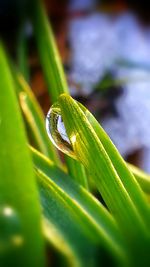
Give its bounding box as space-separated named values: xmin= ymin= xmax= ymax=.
xmin=46 ymin=103 xmax=76 ymax=159
xmin=0 ymin=205 xmax=24 ymax=256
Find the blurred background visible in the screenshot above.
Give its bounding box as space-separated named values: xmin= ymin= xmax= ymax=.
xmin=1 ymin=0 xmax=150 ymax=172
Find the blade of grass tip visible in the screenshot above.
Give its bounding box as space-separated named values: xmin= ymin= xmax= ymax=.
xmin=11 ymin=68 xmax=61 ymax=165
xmin=30 ymin=0 xmax=89 ymax=188
xmin=35 ymin=164 xmax=127 ymax=266
xmin=17 ymin=23 xmax=30 ymax=82
xmin=59 ymin=94 xmax=150 ymax=266
xmin=31 ymin=146 xmax=127 ymax=258
xmin=78 ymin=102 xmax=150 ymax=225
xmin=0 ymin=44 xmax=45 ymax=267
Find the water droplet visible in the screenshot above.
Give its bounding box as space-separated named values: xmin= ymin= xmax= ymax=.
xmin=0 ymin=205 xmax=24 ymax=256
xmin=46 ymin=103 xmax=76 ymax=159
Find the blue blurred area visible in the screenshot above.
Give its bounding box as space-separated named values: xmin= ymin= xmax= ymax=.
xmin=68 ymin=0 xmax=150 ymax=172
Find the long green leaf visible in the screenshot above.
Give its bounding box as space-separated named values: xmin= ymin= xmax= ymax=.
xmin=0 ymin=45 xmax=45 ymax=266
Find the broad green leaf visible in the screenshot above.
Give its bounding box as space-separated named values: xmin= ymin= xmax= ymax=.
xmin=0 ymin=45 xmax=45 ymax=266
xmin=58 ymin=94 xmax=150 ymax=266
xmin=32 ymin=148 xmax=127 ymax=266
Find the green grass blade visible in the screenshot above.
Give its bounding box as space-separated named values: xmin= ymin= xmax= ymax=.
xmin=79 ymin=102 xmax=150 ymax=195
xmin=12 ymin=71 xmax=61 ymax=165
xmin=58 ymin=94 xmax=150 ymax=266
xmin=31 ymin=146 xmax=126 ymax=257
xmin=31 ymin=0 xmax=88 ymax=188
xmin=78 ymin=102 xmax=150 ymax=222
xmin=0 ymin=45 xmax=45 ymax=267
xmin=31 ymin=0 xmax=68 ymax=102
xmin=31 ymin=148 xmax=127 ymax=266
xmin=33 ymin=149 xmax=127 ymax=266
xmin=37 ymin=171 xmax=106 ymax=267
xmin=16 ymin=22 xmax=60 ymax=163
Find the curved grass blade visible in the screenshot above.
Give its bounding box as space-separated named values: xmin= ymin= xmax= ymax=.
xmin=0 ymin=44 xmax=45 ymax=267
xmin=36 ymin=170 xmax=126 ymax=266
xmin=14 ymin=21 xmax=60 ymax=164
xmin=78 ymin=102 xmax=150 ymax=220
xmin=78 ymin=102 xmax=150 ymax=195
xmin=37 ymin=170 xmax=113 ymax=267
xmin=12 ymin=71 xmax=61 ymax=165
xmin=31 ymin=146 xmax=126 ymax=260
xmin=58 ymin=94 xmax=150 ymax=266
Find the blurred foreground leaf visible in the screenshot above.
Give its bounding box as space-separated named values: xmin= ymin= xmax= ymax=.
xmin=0 ymin=45 xmax=45 ymax=267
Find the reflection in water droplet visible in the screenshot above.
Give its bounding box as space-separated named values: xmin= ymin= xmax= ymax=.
xmin=46 ymin=103 xmax=77 ymax=159
xmin=0 ymin=205 xmax=24 ymax=256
